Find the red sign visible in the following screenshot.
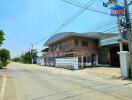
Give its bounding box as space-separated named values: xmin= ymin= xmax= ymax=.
xmin=110 ymin=5 xmax=124 ymax=17
xmin=111 ymin=10 xmax=124 ymax=15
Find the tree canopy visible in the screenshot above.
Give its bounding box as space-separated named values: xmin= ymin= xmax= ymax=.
xmin=0 ymin=49 xmax=10 ymax=61
xmin=0 ymin=49 xmax=10 ymax=67
xmin=0 ymin=30 xmax=5 ymax=46
xmin=0 ymin=30 xmax=10 ymax=68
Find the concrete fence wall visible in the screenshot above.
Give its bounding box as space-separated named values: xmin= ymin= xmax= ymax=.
xmin=55 ymin=57 xmax=79 ymax=70
xmin=37 ymin=58 xmax=44 ymax=66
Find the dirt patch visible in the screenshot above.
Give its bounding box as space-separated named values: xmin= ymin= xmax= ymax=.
xmin=0 ymin=75 xmax=3 ymax=81
xmin=79 ymin=67 xmax=121 ymax=79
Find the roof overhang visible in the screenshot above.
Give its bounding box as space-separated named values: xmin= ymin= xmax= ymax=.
xmin=44 ymin=32 xmax=99 ymax=46
xmin=100 ymin=37 xmax=128 ymax=46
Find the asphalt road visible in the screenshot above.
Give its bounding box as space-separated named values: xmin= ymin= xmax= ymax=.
xmin=0 ymin=62 xmax=132 ymax=100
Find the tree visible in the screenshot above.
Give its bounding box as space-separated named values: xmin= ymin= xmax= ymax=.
xmin=0 ymin=49 xmax=10 ymax=68
xmin=12 ymin=57 xmax=21 ymax=62
xmin=22 ymin=51 xmax=32 ymax=64
xmin=0 ymin=30 xmax=5 ymax=46
xmin=13 ymin=50 xmax=37 ymax=64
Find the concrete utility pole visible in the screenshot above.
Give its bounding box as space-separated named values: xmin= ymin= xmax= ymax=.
xmin=117 ymin=17 xmax=123 ymax=51
xmin=103 ymin=1 xmax=123 ymax=51
xmin=103 ymin=0 xmax=132 ymax=78
xmin=116 ymin=0 xmax=123 ymax=52
xmin=123 ymin=0 xmax=132 ymax=78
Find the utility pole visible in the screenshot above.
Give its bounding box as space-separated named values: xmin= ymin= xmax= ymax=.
xmin=103 ymin=0 xmax=123 ymax=51
xmin=117 ymin=0 xmax=123 ymax=51
xmin=123 ymin=0 xmax=132 ymax=78
xmin=31 ymin=44 xmax=34 ymax=64
xmin=117 ymin=17 xmax=123 ymax=51
xmin=102 ymin=0 xmax=132 ymax=78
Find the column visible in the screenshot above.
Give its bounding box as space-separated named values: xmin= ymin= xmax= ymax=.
xmin=118 ymin=51 xmax=131 ymax=78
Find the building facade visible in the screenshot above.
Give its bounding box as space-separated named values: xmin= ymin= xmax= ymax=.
xmin=42 ymin=32 xmax=128 ymax=68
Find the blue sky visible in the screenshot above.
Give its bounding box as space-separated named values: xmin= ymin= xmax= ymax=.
xmin=0 ymin=0 xmax=131 ymax=58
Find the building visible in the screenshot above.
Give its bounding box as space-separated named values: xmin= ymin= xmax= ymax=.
xmin=37 ymin=48 xmax=48 ymax=66
xmin=42 ymin=32 xmax=128 ymax=68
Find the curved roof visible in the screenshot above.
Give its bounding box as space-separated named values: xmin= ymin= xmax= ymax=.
xmin=44 ymin=32 xmax=74 ymax=46
xmin=44 ymin=32 xmax=118 ymax=46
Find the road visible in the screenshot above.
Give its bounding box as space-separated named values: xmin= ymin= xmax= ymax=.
xmin=0 ymin=62 xmax=132 ymax=100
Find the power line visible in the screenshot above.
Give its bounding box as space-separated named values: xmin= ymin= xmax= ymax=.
xmin=33 ymin=25 xmax=65 ymax=45
xmin=62 ymin=0 xmax=109 ymax=15
xmin=15 ymin=47 xmax=30 ymax=57
xmin=16 ymin=0 xmax=126 ymax=57
xmin=62 ymin=0 xmax=97 ymax=26
xmin=101 ymin=26 xmax=117 ymax=33
xmin=110 ymin=30 xmax=118 ymax=33
xmin=33 ymin=0 xmax=97 ymax=45
xmin=62 ymin=0 xmax=119 ymax=33
xmin=90 ymin=20 xmax=116 ymax=32
xmin=17 ymin=0 xmax=97 ymax=57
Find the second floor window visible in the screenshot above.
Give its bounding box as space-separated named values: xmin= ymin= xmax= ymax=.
xmin=59 ymin=42 xmax=61 ymax=50
xmin=82 ymin=40 xmax=88 ymax=47
xmin=75 ymin=39 xmax=78 ymax=46
xmin=49 ymin=46 xmax=53 ymax=52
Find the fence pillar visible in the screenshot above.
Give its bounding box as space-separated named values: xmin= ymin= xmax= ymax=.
xmin=118 ymin=51 xmax=131 ymax=78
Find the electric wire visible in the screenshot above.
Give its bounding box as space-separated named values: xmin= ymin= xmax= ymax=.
xmin=17 ymin=0 xmax=98 ymax=56
xmin=62 ymin=0 xmax=97 ymax=26
xmin=33 ymin=0 xmax=97 ymax=45
xmin=17 ymin=0 xmax=130 ymax=57
xmin=62 ymin=0 xmax=109 ymax=15
xmin=101 ymin=26 xmax=117 ymax=33
xmin=108 ymin=29 xmax=118 ymax=33
xmin=29 ymin=0 xmax=127 ymax=51
xmin=90 ymin=20 xmax=117 ymax=32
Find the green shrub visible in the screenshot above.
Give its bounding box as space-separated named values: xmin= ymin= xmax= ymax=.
xmin=0 ymin=61 xmax=3 ymax=69
xmin=2 ymin=61 xmax=8 ymax=67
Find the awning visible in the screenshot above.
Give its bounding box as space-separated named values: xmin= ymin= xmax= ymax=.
xmin=100 ymin=37 xmax=127 ymax=46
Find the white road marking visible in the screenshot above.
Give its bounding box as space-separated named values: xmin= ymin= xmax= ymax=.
xmin=0 ymin=74 xmax=7 ymax=100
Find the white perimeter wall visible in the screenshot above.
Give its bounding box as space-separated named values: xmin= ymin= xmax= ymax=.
xmin=55 ymin=57 xmax=79 ymax=70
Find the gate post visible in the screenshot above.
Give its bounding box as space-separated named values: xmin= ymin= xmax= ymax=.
xmin=118 ymin=51 xmax=131 ymax=78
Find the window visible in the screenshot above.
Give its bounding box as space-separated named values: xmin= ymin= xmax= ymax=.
xmin=75 ymin=39 xmax=78 ymax=46
xmin=59 ymin=42 xmax=61 ymax=50
xmin=82 ymin=40 xmax=88 ymax=47
xmin=53 ymin=44 xmax=57 ymax=51
xmin=50 ymin=46 xmax=53 ymax=52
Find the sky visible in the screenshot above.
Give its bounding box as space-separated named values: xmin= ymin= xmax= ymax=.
xmin=0 ymin=0 xmax=131 ymax=58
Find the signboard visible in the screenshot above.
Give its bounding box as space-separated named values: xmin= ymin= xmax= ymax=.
xmin=110 ymin=5 xmax=124 ymax=17
xmin=101 ymin=37 xmax=121 ymax=46
xmin=100 ymin=37 xmax=127 ymax=46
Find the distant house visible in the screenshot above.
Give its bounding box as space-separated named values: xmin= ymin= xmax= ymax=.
xmin=42 ymin=32 xmax=128 ymax=69
xmin=37 ymin=48 xmax=49 ymax=66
